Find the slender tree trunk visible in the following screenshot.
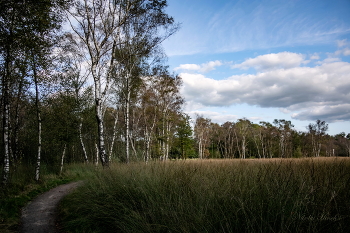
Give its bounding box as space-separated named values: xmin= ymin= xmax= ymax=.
xmin=93 ymin=64 xmax=108 ymax=166
xmin=2 ymin=65 xmax=11 ymax=185
xmin=60 ymin=144 xmax=67 ymax=175
xmin=33 ymin=58 xmax=42 ymax=181
xmin=125 ymin=90 xmax=130 ymax=163
xmin=108 ymin=111 xmax=118 ymax=163
xmin=198 ymin=137 xmax=202 ymax=159
xmin=317 ymin=143 xmax=321 ymax=157
xmin=145 ymin=132 xmax=151 ymax=163
xmin=234 ymin=129 xmax=241 ymax=159
xmin=78 ymin=120 xmax=89 ymax=163
xmin=12 ymin=77 xmax=24 ymax=163
xmin=144 ymin=117 xmax=156 ymax=163
xmin=129 ymin=134 xmax=137 ymax=158
xmin=253 ymin=134 xmax=261 ymax=159
xmin=164 ymin=120 xmax=170 ymax=161
xmin=95 ymin=142 xmax=99 ymax=167
xmin=242 ymin=135 xmax=246 ymax=159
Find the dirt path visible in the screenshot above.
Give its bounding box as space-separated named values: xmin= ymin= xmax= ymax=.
xmin=20 ymin=181 xmax=83 ymax=233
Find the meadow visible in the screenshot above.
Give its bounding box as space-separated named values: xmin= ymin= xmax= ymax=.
xmin=59 ymin=158 xmax=350 ymax=232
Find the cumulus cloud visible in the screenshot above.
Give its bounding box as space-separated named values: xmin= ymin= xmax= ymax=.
xmin=180 ymin=56 xmax=350 ymax=122
xmin=232 ymin=52 xmax=306 ymax=71
xmin=174 ymin=64 xmax=201 ymax=71
xmin=175 ymin=60 xmax=222 ymax=73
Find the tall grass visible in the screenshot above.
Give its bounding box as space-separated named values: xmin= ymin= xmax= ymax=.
xmin=59 ymin=158 xmax=350 ymax=232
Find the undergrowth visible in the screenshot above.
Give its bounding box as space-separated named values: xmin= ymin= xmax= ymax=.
xmin=0 ymin=163 xmax=96 ymax=233
xmin=59 ymin=158 xmax=350 ymax=233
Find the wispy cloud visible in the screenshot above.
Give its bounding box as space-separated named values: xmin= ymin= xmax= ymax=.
xmin=164 ymin=0 xmax=350 ymax=56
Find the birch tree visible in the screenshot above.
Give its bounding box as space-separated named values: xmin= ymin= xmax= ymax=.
xmin=67 ymin=0 xmax=178 ymax=165
xmin=194 ymin=116 xmax=211 ymax=159
xmin=308 ymin=119 xmax=328 ymax=157
xmin=235 ymin=118 xmax=251 ymax=159
xmin=1 ymin=0 xmax=67 ymax=183
xmin=153 ymin=71 xmax=183 ymax=160
xmin=66 ymin=0 xmax=125 ymax=166
xmin=273 ymin=119 xmax=294 ymax=158
xmin=112 ymin=0 xmax=178 ymax=163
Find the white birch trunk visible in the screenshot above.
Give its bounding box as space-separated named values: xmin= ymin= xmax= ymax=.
xmin=33 ymin=56 xmax=42 ymax=182
xmin=198 ymin=137 xmax=202 ymax=159
xmin=2 ymin=78 xmax=10 ymax=185
xmin=60 ymin=144 xmax=67 ymax=175
xmin=93 ymin=63 xmax=108 ymax=166
xmin=95 ymin=143 xmax=99 ymax=167
xmin=234 ymin=129 xmax=241 ymax=159
xmin=79 ymin=120 xmax=89 ymax=163
xmin=125 ymin=90 xmax=130 ymax=163
xmin=108 ymin=112 xmax=118 ymax=163
xmin=242 ymin=135 xmax=246 ymax=159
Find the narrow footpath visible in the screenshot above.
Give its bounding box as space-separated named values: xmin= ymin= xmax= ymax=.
xmin=20 ymin=181 xmax=83 ymax=233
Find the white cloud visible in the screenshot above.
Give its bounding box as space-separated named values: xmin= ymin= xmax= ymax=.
xmin=200 ymin=60 xmax=223 ymax=72
xmin=174 ymin=64 xmax=201 ymax=71
xmin=180 ymin=56 xmax=350 ymax=122
xmin=337 ymin=39 xmax=348 ymax=47
xmin=188 ymin=110 xmax=239 ymax=123
xmin=175 ymin=60 xmax=222 ymax=73
xmin=310 ymin=53 xmax=320 ymax=60
xmin=232 ymin=52 xmax=305 ymax=71
xmin=317 ymin=57 xmax=341 ymax=64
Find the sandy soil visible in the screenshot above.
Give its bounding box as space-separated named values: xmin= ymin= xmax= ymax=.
xmin=20 ymin=181 xmax=83 ymax=233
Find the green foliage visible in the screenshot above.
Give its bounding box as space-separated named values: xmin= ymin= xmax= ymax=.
xmin=171 ymin=114 xmax=195 ymax=159
xmin=59 ymin=158 xmax=350 ymax=232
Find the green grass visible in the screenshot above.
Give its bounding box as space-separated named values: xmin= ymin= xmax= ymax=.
xmin=59 ymin=158 xmax=350 ymax=233
xmin=0 ymin=163 xmax=96 ymax=233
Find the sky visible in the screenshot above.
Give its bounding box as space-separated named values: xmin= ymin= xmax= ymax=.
xmin=161 ymin=0 xmax=350 ymax=135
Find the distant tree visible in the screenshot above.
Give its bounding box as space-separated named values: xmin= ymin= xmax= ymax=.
xmin=235 ymin=118 xmax=252 ymax=159
xmin=273 ymin=119 xmax=294 ymax=158
xmin=174 ymin=114 xmax=193 ymax=159
xmin=194 ymin=116 xmax=211 ymax=159
xmin=220 ymin=122 xmax=236 ymax=158
xmin=307 ymin=119 xmax=328 ymax=157
xmin=334 ymin=132 xmax=350 ymax=157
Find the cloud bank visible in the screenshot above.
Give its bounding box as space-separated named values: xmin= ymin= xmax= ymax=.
xmin=179 ymin=51 xmax=350 ymax=122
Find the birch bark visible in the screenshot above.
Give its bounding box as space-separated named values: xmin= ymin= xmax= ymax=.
xmin=33 ymin=56 xmax=42 ymax=181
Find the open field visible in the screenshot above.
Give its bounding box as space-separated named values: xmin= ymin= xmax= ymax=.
xmin=59 ymin=157 xmax=350 ymax=232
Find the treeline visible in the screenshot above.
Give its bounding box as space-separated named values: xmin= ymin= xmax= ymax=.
xmin=194 ymin=117 xmax=350 ymax=159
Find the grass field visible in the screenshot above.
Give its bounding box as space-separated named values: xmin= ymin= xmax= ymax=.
xmin=59 ymin=158 xmax=350 ymax=232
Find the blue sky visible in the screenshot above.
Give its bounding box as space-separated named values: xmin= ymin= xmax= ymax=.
xmin=162 ymin=0 xmax=350 ymax=135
